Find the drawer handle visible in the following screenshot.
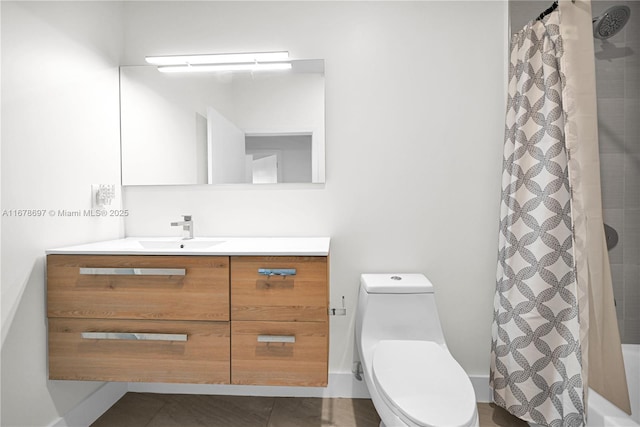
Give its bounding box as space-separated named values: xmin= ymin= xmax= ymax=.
xmin=79 ymin=268 xmax=186 ymax=276
xmin=257 ymin=335 xmax=296 ymax=344
xmin=258 ymin=268 xmax=296 ymax=276
xmin=81 ymin=332 xmax=188 ymax=342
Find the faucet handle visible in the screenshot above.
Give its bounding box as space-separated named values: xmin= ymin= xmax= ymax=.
xmin=182 ymin=215 xmax=192 ymax=221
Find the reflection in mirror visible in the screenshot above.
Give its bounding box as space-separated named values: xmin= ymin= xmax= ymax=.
xmin=120 ymin=60 xmax=325 ymax=185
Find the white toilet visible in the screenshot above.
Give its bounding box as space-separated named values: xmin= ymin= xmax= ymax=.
xmin=355 ymin=273 xmax=479 ymax=427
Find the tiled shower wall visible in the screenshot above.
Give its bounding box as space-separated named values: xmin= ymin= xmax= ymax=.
xmin=596 ymin=0 xmax=640 ymax=344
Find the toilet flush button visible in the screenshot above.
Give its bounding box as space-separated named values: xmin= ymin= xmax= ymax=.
xmin=390 ymin=276 xmax=402 ymax=280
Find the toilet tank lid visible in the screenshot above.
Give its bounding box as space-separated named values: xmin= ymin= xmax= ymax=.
xmin=360 ymin=274 xmax=434 ymax=293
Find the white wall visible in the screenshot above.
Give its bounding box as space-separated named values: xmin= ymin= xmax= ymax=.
xmin=122 ymin=0 xmax=507 ymax=380
xmin=1 ymin=2 xmax=124 ymax=426
xmin=0 ymin=3 xmax=508 ymax=423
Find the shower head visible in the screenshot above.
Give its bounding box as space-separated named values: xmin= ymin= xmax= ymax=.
xmin=593 ymin=5 xmax=631 ymax=40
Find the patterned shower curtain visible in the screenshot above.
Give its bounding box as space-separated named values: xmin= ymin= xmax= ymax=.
xmin=491 ymin=1 xmax=632 ymax=425
xmin=490 ymin=7 xmax=585 ymax=427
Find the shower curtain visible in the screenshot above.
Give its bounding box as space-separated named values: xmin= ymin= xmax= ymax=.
xmin=490 ymin=1 xmax=630 ymax=426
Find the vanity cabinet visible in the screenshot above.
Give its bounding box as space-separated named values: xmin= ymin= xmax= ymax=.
xmin=46 ymin=251 xmax=329 ymax=387
xmin=46 ymin=255 xmax=231 ymax=383
xmin=230 ymin=256 xmax=329 ymax=386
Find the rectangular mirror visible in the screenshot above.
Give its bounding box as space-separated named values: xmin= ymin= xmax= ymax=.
xmin=120 ymin=60 xmax=325 ymax=185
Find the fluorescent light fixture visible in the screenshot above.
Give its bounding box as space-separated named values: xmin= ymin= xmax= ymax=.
xmin=157 ymin=62 xmax=292 ymax=73
xmin=146 ymin=51 xmax=289 ymax=66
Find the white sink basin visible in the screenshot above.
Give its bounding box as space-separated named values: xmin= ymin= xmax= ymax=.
xmin=137 ymin=239 xmax=226 ymax=250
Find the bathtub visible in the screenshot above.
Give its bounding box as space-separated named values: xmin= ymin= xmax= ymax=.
xmin=528 ymin=345 xmax=639 ymax=427
xmin=587 ymin=344 xmax=639 ymax=427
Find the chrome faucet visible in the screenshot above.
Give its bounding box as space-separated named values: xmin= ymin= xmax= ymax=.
xmin=171 ymin=215 xmax=194 ymax=240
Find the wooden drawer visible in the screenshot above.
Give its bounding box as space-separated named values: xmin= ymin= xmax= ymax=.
xmin=47 ymin=255 xmax=229 ymax=321
xmin=48 ymin=318 xmax=230 ymax=383
xmin=231 ymin=321 xmax=328 ymax=386
xmin=230 ymin=256 xmax=328 ymax=321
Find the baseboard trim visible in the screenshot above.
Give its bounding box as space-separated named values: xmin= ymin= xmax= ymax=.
xmin=129 ymin=373 xmax=492 ymax=402
xmin=470 ymin=374 xmax=491 ymax=403
xmin=128 ymin=372 xmax=371 ymax=398
xmin=47 ymin=382 xmax=127 ymax=427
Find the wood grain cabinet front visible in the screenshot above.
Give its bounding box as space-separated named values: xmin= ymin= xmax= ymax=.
xmin=46 ymin=253 xmax=329 ymax=386
xmin=231 ymin=320 xmax=328 ymax=386
xmin=48 ymin=318 xmax=230 ymax=384
xmin=47 ymin=255 xmax=229 ymax=321
xmin=230 ymin=256 xmax=328 ymax=322
xmin=230 ymin=256 xmax=329 ymax=386
xmin=46 ymin=254 xmax=231 ymax=384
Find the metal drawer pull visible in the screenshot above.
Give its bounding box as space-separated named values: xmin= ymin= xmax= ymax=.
xmin=79 ymin=268 xmax=186 ymax=276
xmin=81 ymin=332 xmax=188 ymax=342
xmin=257 ymin=335 xmax=296 ymax=344
xmin=258 ymin=268 xmax=296 ymax=276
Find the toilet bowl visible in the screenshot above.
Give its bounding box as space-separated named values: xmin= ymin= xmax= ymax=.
xmin=355 ymin=274 xmax=479 ymax=427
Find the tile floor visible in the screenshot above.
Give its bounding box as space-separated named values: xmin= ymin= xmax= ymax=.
xmin=91 ymin=393 xmax=529 ymax=427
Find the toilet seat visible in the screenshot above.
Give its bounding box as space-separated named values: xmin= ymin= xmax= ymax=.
xmin=372 ymin=340 xmax=477 ymax=427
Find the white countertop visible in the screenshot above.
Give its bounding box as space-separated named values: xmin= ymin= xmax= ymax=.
xmin=46 ymin=237 xmax=331 ymax=256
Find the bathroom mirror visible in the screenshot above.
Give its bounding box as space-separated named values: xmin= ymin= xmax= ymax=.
xmin=119 ymin=60 xmax=325 ymax=185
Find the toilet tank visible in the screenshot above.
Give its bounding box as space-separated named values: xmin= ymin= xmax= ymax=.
xmin=361 ymin=273 xmax=434 ymax=293
xmin=356 ymin=274 xmax=446 ymax=348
